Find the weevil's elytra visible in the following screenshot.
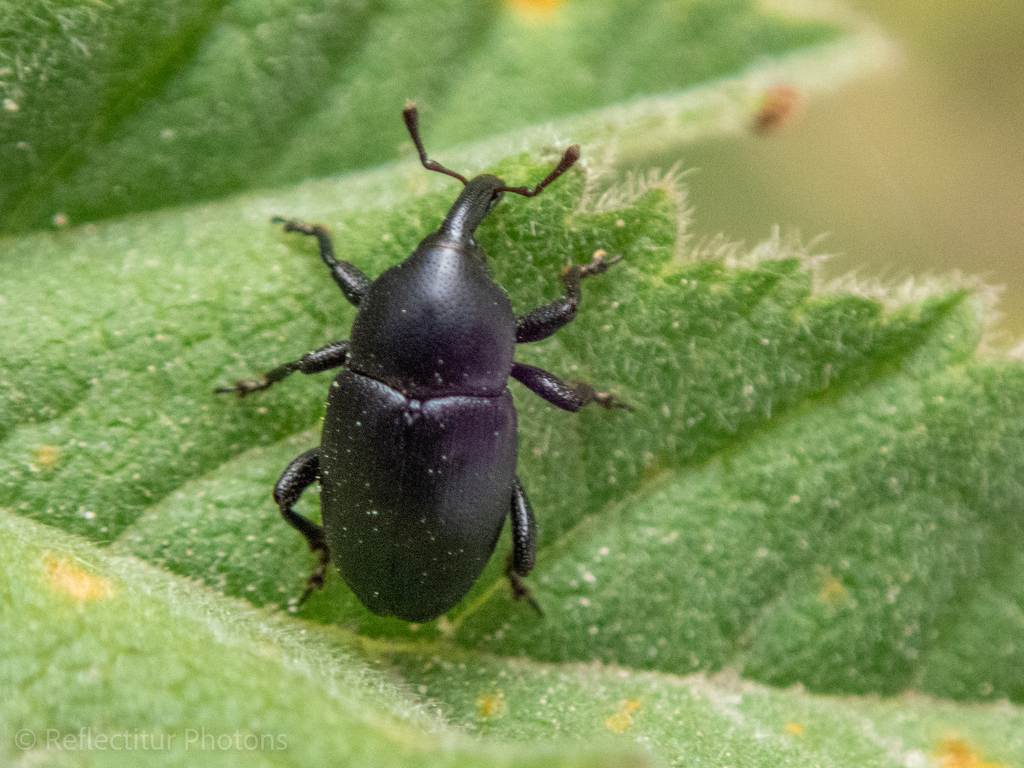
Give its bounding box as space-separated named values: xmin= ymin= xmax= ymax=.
xmin=217 ymin=101 xmax=628 ymax=622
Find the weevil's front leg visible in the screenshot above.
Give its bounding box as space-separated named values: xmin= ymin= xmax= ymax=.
xmin=511 ymin=362 xmax=630 ymax=412
xmin=216 ymin=340 xmax=350 ymax=397
xmin=272 ymin=217 xmax=372 ymax=307
xmin=515 ymin=251 xmax=621 ymax=344
xmin=506 ymin=476 xmax=542 ymax=616
xmin=273 ymin=448 xmax=331 ymax=606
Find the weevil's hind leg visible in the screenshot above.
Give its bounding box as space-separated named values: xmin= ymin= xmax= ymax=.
xmin=511 ymin=362 xmax=631 ymax=413
xmin=273 ymin=448 xmax=330 ymax=607
xmin=216 ymin=340 xmax=350 ymax=397
xmin=515 ymin=251 xmax=622 ymax=344
xmin=271 ymin=217 xmax=372 ymax=307
xmin=506 ymin=476 xmax=542 ymax=616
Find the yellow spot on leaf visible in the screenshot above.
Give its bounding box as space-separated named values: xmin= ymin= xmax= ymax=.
xmin=505 ymin=0 xmax=561 ymax=17
xmin=936 ymin=738 xmax=1006 ymax=768
xmin=818 ymin=572 xmax=848 ymax=606
xmin=44 ymin=556 xmax=113 ymax=603
xmin=31 ymin=445 xmax=61 ymax=471
xmin=475 ymin=691 xmax=507 ymax=721
xmin=605 ymin=699 xmax=641 ymax=733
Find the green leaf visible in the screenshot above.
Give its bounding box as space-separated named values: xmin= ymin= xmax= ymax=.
xmin=0 ymin=511 xmax=636 ymax=768
xmin=3 ymin=2 xmax=1022 ymax=766
xmin=1 ymin=0 xmax=858 ymax=234
xmin=5 ymin=149 xmax=1023 ymax=763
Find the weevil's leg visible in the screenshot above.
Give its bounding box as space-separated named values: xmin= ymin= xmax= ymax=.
xmin=511 ymin=362 xmax=630 ymax=412
xmin=273 ymin=448 xmax=330 ymax=606
xmin=509 ymin=476 xmax=537 ymax=576
xmin=506 ymin=476 xmax=542 ymax=616
xmin=515 ymin=251 xmax=622 ymax=344
xmin=216 ymin=340 xmax=350 ymax=397
xmin=271 ymin=217 xmax=372 ymax=307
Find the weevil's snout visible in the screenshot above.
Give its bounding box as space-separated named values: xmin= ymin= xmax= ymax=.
xmin=440 ymin=175 xmax=508 ymax=242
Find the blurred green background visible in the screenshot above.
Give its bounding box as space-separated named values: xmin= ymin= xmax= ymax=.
xmin=679 ymin=0 xmax=1024 ymax=341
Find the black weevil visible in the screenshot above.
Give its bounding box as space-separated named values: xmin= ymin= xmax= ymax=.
xmin=218 ymin=102 xmax=626 ymax=622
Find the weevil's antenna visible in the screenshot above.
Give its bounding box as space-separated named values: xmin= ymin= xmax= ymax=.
xmin=495 ymin=144 xmax=581 ymax=197
xmin=402 ymin=100 xmax=580 ymax=198
xmin=402 ymin=100 xmax=469 ymax=185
